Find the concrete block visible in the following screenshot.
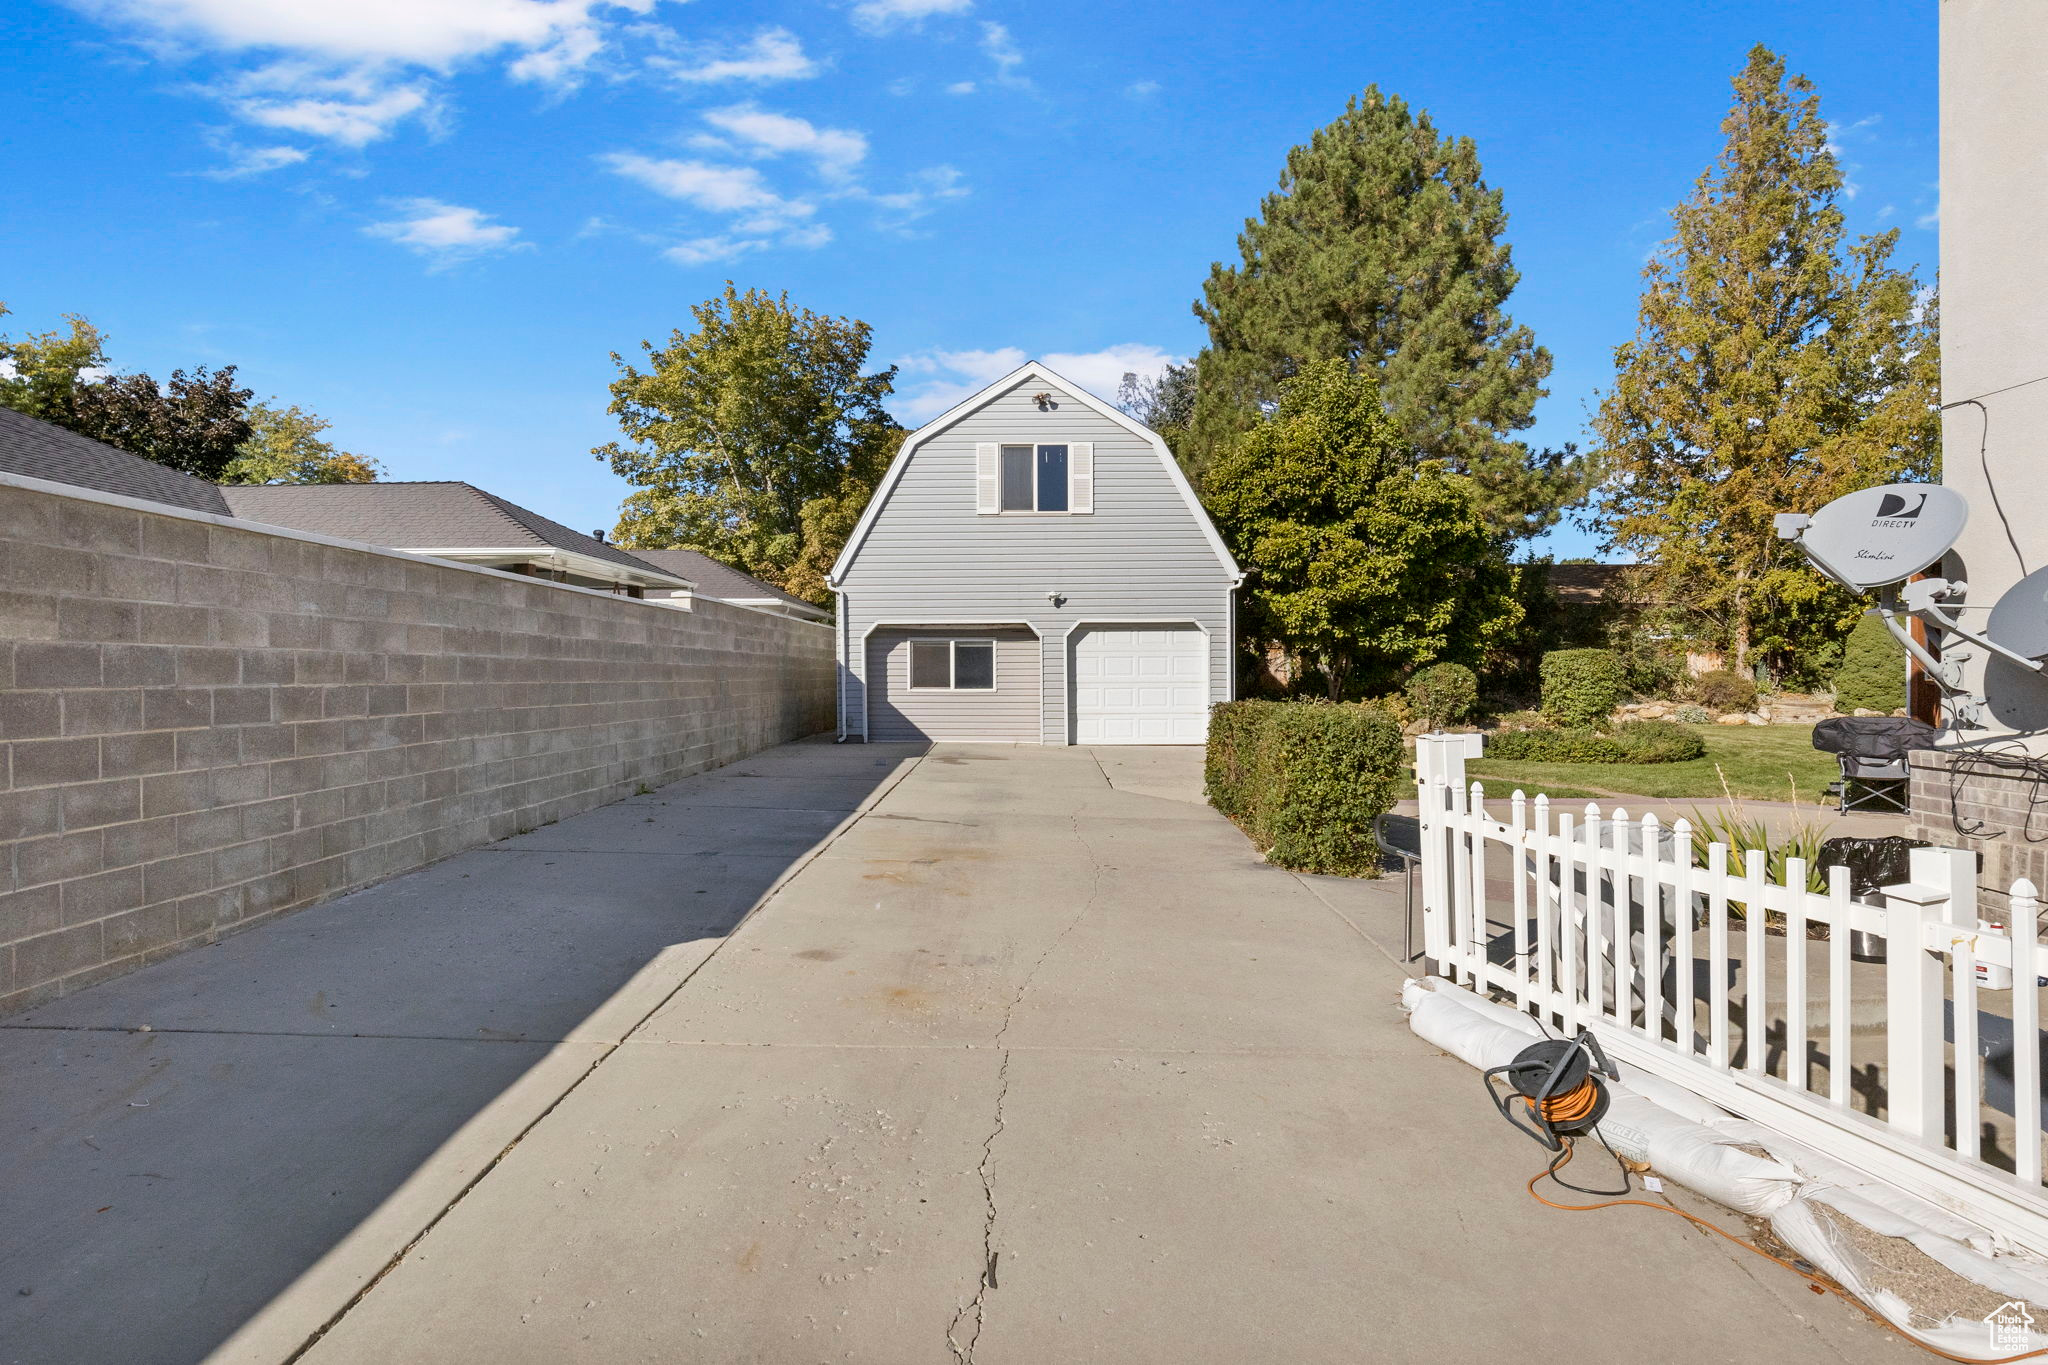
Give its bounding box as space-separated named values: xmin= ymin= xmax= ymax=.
xmin=0 ymin=691 xmax=62 ymax=741
xmin=143 ymin=688 xmax=213 ymax=731
xmin=14 ymin=642 xmax=102 ymax=689
xmin=60 ymin=689 xmax=144 ymax=738
xmin=100 ymin=731 xmax=175 ymax=779
xmin=0 ymin=885 xmax=62 ymax=942
xmin=14 ymin=921 xmax=102 ymax=985
xmin=61 ymin=867 xmax=144 ymax=925
xmin=102 ymin=644 xmax=178 ymax=688
xmin=59 ymin=778 xmax=140 ymax=831
xmin=12 ymin=737 xmax=102 ymax=788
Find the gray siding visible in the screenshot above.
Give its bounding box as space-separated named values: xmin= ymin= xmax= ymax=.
xmin=865 ymin=627 xmax=1041 ymax=741
xmin=837 ymin=375 xmax=1234 ymax=743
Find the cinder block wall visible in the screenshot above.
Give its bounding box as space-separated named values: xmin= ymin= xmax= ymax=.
xmin=1907 ymin=750 xmax=2048 ymax=912
xmin=0 ymin=477 xmax=835 ymax=1014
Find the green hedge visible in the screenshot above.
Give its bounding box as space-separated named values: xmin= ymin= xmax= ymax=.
xmin=1204 ymin=700 xmax=1405 ymax=875
xmin=1405 ymin=662 xmax=1478 ymax=729
xmin=1540 ymin=649 xmax=1627 ymax=726
xmin=1834 ymin=614 xmax=1905 ymax=713
xmin=1485 ymin=719 xmax=1705 ymax=765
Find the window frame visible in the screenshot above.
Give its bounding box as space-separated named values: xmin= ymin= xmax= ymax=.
xmin=996 ymin=442 xmax=1075 ymax=515
xmin=904 ymin=637 xmax=999 ymax=692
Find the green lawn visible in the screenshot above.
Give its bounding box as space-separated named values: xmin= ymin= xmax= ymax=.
xmin=1464 ymin=723 xmax=1838 ymax=803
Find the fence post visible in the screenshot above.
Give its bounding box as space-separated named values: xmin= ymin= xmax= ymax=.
xmin=1885 ymin=848 xmax=1966 ymax=1147
xmin=1415 ymin=734 xmax=1468 ymax=790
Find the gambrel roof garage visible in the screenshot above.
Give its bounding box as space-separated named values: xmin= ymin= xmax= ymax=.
xmin=829 ymin=362 xmax=1242 ymax=745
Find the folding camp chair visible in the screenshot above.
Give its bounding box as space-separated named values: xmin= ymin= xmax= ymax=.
xmin=1811 ymin=716 xmax=1940 ymax=815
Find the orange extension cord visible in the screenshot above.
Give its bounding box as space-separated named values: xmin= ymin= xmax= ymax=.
xmin=1531 ymin=1139 xmax=2048 ymax=1364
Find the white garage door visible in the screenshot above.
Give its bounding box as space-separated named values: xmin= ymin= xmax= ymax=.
xmin=1071 ymin=624 xmax=1208 ymax=744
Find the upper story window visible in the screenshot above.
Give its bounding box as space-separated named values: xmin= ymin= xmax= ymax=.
xmin=977 ymin=441 xmax=1093 ymax=515
xmin=1001 ymin=444 xmax=1068 ymax=512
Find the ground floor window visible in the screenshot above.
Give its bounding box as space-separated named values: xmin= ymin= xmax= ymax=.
xmin=908 ymin=639 xmax=996 ymax=690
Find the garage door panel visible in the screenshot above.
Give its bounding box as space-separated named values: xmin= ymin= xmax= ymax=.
xmin=1071 ymin=623 xmax=1207 ymax=745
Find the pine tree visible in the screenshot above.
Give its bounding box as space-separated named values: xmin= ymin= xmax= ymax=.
xmin=1189 ymin=87 xmax=1570 ymax=540
xmin=1591 ymin=46 xmax=1939 ymax=677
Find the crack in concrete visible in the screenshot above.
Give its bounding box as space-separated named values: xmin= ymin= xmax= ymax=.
xmin=947 ymin=809 xmax=1106 ymax=1365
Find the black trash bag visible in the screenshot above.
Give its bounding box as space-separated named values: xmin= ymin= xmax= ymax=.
xmin=1817 ymin=835 xmax=1932 ymax=899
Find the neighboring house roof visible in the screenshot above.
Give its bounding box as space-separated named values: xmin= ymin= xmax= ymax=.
xmin=0 ymin=405 xmax=233 ymax=516
xmin=217 ymin=482 xmax=688 ymax=586
xmin=827 ymin=360 xmax=1242 ymax=588
xmin=627 ymin=549 xmax=829 ymax=619
xmin=1546 ymin=562 xmax=1631 ymax=605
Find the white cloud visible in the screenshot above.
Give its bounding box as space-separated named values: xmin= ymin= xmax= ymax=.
xmin=980 ymin=22 xmax=1024 ymax=83
xmin=1917 ymin=202 xmax=1940 ymax=230
xmin=1126 ymin=79 xmax=1160 ymax=98
xmin=202 ymin=143 xmax=310 ymax=178
xmin=945 ymin=80 xmax=975 ymax=95
xmin=859 ymin=164 xmax=969 ymax=227
xmin=364 ymin=198 xmax=529 ymax=267
xmin=78 ymin=0 xmax=655 ymax=68
xmin=233 ymin=78 xmax=433 ymax=145
xmin=699 ymin=105 xmax=867 ymax=179
xmin=76 ymin=0 xmax=665 ymax=152
xmin=850 ymin=0 xmax=973 ymax=33
xmin=892 ymin=344 xmax=1181 ymax=422
xmin=653 ymin=27 xmax=818 ymax=83
xmin=602 ymin=152 xmax=813 ymax=225
xmin=663 ymin=235 xmax=765 ymax=265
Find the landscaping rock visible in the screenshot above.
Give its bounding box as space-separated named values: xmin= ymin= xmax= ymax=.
xmin=1716 ymin=713 xmax=1749 ymax=726
xmin=1744 ymin=712 xmax=1769 ymax=726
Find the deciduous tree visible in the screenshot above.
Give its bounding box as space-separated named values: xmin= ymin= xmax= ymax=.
xmin=1590 ymin=46 xmax=1940 ymax=676
xmin=222 ymin=401 xmax=382 ymax=484
xmin=1204 ymin=359 xmax=1521 ymax=699
xmin=1190 ymin=88 xmax=1574 ymax=540
xmin=72 ymin=365 xmax=254 ymax=481
xmin=598 ymin=284 xmax=900 ymax=591
xmin=0 ymin=304 xmax=107 ymax=424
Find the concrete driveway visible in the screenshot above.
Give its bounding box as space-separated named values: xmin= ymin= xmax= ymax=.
xmin=0 ymin=740 xmax=1912 ymax=1364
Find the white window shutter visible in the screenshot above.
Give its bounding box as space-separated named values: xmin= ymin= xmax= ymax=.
xmin=1069 ymin=442 xmax=1094 ymax=513
xmin=975 ymin=443 xmax=999 ymax=513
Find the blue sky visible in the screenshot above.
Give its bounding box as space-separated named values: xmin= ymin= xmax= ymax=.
xmin=3 ymin=0 xmax=1936 ymax=558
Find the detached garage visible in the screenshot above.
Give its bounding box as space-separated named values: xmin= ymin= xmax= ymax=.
xmin=827 ymin=360 xmax=1244 ymax=746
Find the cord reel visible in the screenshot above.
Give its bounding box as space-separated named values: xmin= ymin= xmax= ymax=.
xmin=1483 ymin=1030 xmax=1618 ymax=1152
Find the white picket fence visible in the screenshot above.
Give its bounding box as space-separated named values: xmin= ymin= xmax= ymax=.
xmin=1412 ymin=735 xmax=2048 ymax=1255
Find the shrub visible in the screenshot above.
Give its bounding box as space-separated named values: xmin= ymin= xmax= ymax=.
xmin=1672 ymin=703 xmax=1710 ymax=725
xmin=1204 ymin=700 xmax=1405 ymax=875
xmin=1694 ymin=669 xmax=1758 ymax=713
xmin=1833 ymin=614 xmax=1906 ymax=714
xmin=1405 ymin=662 xmax=1478 ymax=730
xmin=1609 ymin=719 xmax=1706 ymax=763
xmin=1495 ymin=708 xmax=1547 ymax=731
xmin=1483 ymin=719 xmax=1703 ymax=765
xmin=1484 ymin=727 xmax=1623 ymax=763
xmin=1539 ymin=649 xmax=1627 ymax=727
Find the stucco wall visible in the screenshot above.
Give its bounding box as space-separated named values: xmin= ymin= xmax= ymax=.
xmin=0 ymin=475 xmax=835 ymax=1014
xmin=1937 ymin=0 xmax=2048 ymax=737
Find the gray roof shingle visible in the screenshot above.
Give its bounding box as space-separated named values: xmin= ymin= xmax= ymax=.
xmin=218 ymin=482 xmax=682 ymax=581
xmin=0 ymin=405 xmax=233 ymax=516
xmin=629 ymin=548 xmax=827 ymax=616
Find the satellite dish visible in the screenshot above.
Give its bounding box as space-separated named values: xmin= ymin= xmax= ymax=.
xmin=1798 ymin=483 xmax=1968 ymax=592
xmin=1988 ymin=566 xmax=2048 ymax=661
